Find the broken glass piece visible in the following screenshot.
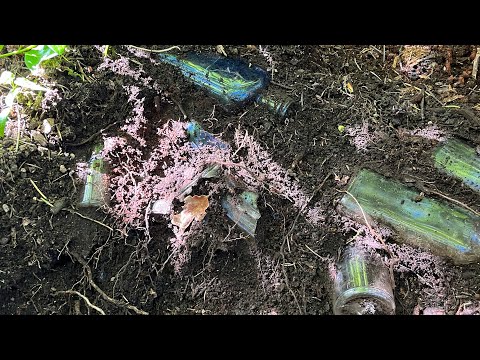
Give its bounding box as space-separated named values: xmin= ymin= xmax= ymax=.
xmin=333 ymin=245 xmax=395 ymax=315
xmin=78 ymin=143 xmax=110 ymax=208
xmin=340 ymin=169 xmax=480 ymax=264
xmin=222 ymin=191 xmax=261 ymax=237
xmin=433 ymin=138 xmax=480 ymax=193
xmin=186 ymin=121 xmax=229 ymax=150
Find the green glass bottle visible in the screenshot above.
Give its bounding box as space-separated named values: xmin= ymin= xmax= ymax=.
xmin=340 ymin=169 xmax=480 ymax=264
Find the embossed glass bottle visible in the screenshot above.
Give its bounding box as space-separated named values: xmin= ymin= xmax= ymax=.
xmin=158 ymin=52 xmax=294 ymax=118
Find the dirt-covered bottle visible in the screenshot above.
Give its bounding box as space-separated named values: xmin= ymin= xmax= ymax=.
xmin=158 ymin=52 xmax=295 ymax=118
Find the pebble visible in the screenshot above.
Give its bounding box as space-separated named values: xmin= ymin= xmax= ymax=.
xmin=0 ymin=237 xmax=9 ymax=245
xmin=2 ymin=204 xmax=9 ymax=213
xmin=31 ymin=131 xmax=48 ymax=147
xmin=59 ymin=165 xmax=67 ymax=173
xmin=50 ymin=197 xmax=67 ymax=215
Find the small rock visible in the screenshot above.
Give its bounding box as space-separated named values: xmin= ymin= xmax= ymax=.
xmin=0 ymin=237 xmax=9 ymax=245
xmin=59 ymin=165 xmax=67 ymax=173
xmin=42 ymin=118 xmax=54 ymax=135
xmin=69 ymin=153 xmax=75 ymax=160
xmin=31 ymin=130 xmax=48 ymax=147
xmin=2 ymin=204 xmax=9 ymax=213
xmin=20 ymin=168 xmax=27 ymax=178
xmin=2 ymin=139 xmax=14 ymax=148
xmin=50 ymin=197 xmax=67 ymax=215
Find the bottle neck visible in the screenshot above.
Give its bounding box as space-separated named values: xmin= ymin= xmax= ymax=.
xmin=255 ymin=92 xmax=294 ymax=118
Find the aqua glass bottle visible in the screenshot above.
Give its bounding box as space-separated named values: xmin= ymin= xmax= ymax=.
xmin=158 ymin=52 xmax=294 ymax=118
xmin=78 ymin=143 xmax=110 ymax=208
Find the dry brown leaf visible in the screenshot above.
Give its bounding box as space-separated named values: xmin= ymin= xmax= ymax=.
xmin=171 ymin=195 xmax=209 ymax=232
xmin=184 ymin=195 xmax=209 ymax=221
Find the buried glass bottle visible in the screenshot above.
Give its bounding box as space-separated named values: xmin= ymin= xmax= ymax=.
xmin=158 ymin=52 xmax=294 ymax=118
xmin=333 ymin=245 xmax=395 ymax=315
xmin=433 ymin=138 xmax=480 ymax=193
xmin=78 ymin=143 xmax=110 ymax=208
xmin=339 ymin=169 xmax=480 ymax=264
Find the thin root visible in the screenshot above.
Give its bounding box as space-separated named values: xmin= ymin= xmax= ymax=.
xmin=70 ymin=251 xmax=148 ymax=315
xmin=54 ymin=290 xmax=106 ymax=315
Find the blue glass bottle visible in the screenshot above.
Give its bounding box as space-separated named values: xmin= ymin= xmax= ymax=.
xmin=158 ymin=52 xmax=294 ymax=118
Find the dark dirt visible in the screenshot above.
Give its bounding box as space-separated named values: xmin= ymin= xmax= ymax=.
xmin=1 ymin=45 xmax=479 ymax=315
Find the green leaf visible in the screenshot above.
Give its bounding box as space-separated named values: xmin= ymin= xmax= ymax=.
xmin=0 ymin=107 xmax=11 ymax=138
xmin=0 ymin=70 xmax=14 ymax=85
xmin=14 ymin=77 xmax=49 ymax=91
xmin=47 ymin=45 xmax=66 ymax=55
xmin=24 ymin=45 xmax=66 ymax=71
xmin=0 ymin=45 xmax=4 ymax=52
xmin=5 ymin=88 xmax=20 ymax=107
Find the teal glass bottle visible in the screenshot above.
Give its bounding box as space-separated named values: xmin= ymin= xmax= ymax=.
xmin=158 ymin=52 xmax=294 ymax=118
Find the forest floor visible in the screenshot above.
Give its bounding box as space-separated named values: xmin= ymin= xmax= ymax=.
xmin=1 ymin=45 xmax=479 ymax=315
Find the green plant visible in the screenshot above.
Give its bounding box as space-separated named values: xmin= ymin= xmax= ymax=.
xmin=0 ymin=45 xmax=67 ymax=72
xmin=0 ymin=70 xmax=48 ymax=137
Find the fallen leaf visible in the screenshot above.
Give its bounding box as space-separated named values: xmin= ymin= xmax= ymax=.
xmin=171 ymin=195 xmax=209 ymax=232
xmin=184 ymin=195 xmax=209 ymax=221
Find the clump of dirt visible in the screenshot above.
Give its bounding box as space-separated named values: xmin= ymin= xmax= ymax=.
xmin=1 ymin=45 xmax=479 ymax=315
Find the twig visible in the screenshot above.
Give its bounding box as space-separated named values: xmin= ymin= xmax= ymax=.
xmin=473 ymin=47 xmax=480 ymax=80
xmin=336 ymin=189 xmax=384 ymax=246
xmin=29 ymin=178 xmax=54 ymax=207
xmin=417 ymin=184 xmax=480 ymax=217
xmin=53 ymin=290 xmax=106 ymax=315
xmin=171 ymin=97 xmax=188 ymax=119
xmin=70 ymin=251 xmax=148 ymax=315
xmin=63 ymin=208 xmax=115 ymax=232
xmin=15 ymin=107 xmax=21 ymax=152
xmin=128 ymin=45 xmax=181 ymax=53
xmin=420 ymin=90 xmax=425 ymax=120
xmin=65 ymin=121 xmax=118 ymax=147
xmin=271 ymin=80 xmax=294 ymax=90
xmin=305 ymin=244 xmax=329 ymax=262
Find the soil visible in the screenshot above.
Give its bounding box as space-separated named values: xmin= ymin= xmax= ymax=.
xmin=1 ymin=45 xmax=479 ymax=315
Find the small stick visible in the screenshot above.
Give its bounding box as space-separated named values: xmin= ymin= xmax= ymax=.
xmin=417 ymin=184 xmax=480 ymax=217
xmin=337 ymin=189 xmax=385 ymax=246
xmin=65 ymin=121 xmax=118 ymax=147
xmin=305 ymin=244 xmax=330 ymax=262
xmin=171 ymin=97 xmax=188 ymax=119
xmin=15 ymin=107 xmax=21 ymax=153
xmin=271 ymin=80 xmax=294 ymax=90
xmin=53 ymin=290 xmax=106 ymax=315
xmin=420 ymin=90 xmax=425 ymax=120
xmin=128 ymin=45 xmax=181 ymax=53
xmin=29 ymin=178 xmax=53 ymax=206
xmin=472 ymin=47 xmax=480 ymax=80
xmin=63 ymin=208 xmax=115 ymax=232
